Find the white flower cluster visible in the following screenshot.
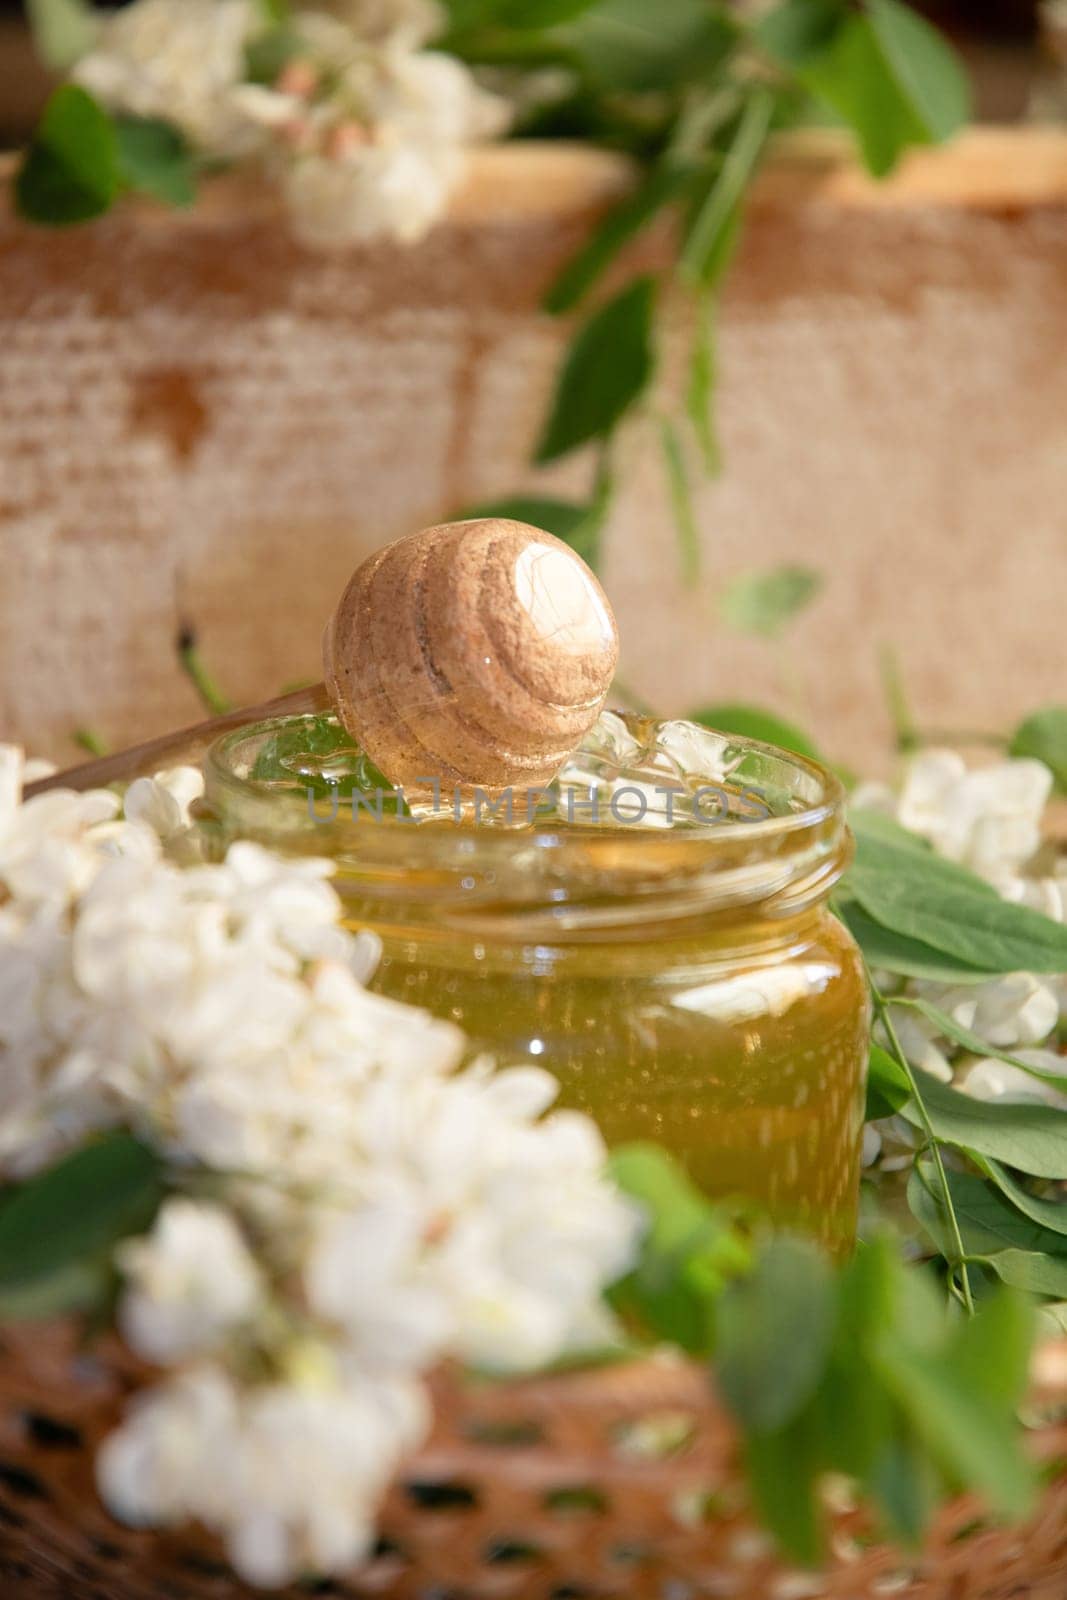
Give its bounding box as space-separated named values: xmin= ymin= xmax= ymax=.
xmin=74 ymin=0 xmax=265 ymax=157
xmin=854 ymin=749 xmax=1067 ymax=1166
xmin=72 ymin=0 xmax=507 ymax=248
xmin=0 ymin=747 xmax=638 ymax=1585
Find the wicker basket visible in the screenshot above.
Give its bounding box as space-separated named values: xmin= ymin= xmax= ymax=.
xmin=1 ymin=1320 xmax=1064 ymax=1600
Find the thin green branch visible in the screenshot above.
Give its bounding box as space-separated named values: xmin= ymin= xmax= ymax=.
xmin=879 ymin=643 xmax=918 ymax=755
xmin=72 ymin=728 xmax=109 ymax=758
xmin=177 ymin=631 xmax=232 ymax=716
xmin=866 ymin=966 xmax=975 ymax=1315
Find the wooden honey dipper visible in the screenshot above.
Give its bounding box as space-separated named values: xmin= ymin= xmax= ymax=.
xmin=25 ymin=520 xmax=619 ymax=800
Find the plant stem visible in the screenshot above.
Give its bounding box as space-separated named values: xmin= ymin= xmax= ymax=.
xmin=866 ymin=968 xmax=975 ymax=1315
xmin=72 ymin=728 xmax=109 ymax=758
xmin=659 ymin=415 xmax=701 ymax=587
xmin=879 ymin=643 xmax=918 ymax=755
xmin=178 ymin=633 xmax=232 ymax=716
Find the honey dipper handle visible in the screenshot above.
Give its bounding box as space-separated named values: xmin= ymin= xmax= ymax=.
xmin=23 ymin=684 xmax=331 ymax=800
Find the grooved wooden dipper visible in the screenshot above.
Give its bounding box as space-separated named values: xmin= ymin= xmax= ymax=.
xmin=24 ymin=519 xmax=619 ymax=800
xmin=324 ymin=519 xmax=618 ymax=793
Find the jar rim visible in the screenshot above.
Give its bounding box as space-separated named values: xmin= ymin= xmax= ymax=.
xmin=201 ymin=713 xmax=850 ymax=925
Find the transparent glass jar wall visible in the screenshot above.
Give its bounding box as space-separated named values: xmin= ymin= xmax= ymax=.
xmin=199 ymin=713 xmax=870 ymax=1256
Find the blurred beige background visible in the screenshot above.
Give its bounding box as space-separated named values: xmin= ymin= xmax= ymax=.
xmin=1 ymin=133 xmax=1066 ymax=770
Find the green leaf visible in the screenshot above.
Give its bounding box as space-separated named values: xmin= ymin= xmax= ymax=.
xmin=874 ymin=1337 xmax=1034 ymax=1520
xmin=836 ymin=899 xmax=993 ymax=986
xmin=1010 ymin=707 xmax=1067 ymax=792
xmin=0 ymin=1135 xmax=165 ymax=1321
xmin=460 ymin=0 xmax=604 ymax=25
xmin=872 ymin=1272 xmax=1036 ymax=1520
xmin=979 ymin=1248 xmax=1067 ymax=1300
xmin=908 ymin=1163 xmax=1067 ymax=1261
xmin=717 ymin=1238 xmax=836 ymax=1433
xmin=535 ymin=276 xmax=656 ymax=464
xmin=0 ymin=1259 xmax=110 ymax=1323
xmin=544 ymin=162 xmax=693 ymax=315
xmin=686 ymin=293 xmax=721 ymax=475
xmin=247 ymin=713 xmax=411 ymax=811
xmin=744 ymin=1409 xmax=824 ymax=1566
xmin=793 ymin=16 xmax=926 ymax=178
xmin=901 ymin=998 xmax=1067 ymax=1096
xmin=759 ymin=0 xmax=968 ymax=178
xmin=849 ymin=807 xmax=940 ymax=859
xmin=978 ymin=1158 xmax=1067 ymax=1240
xmin=865 ymin=0 xmax=971 ymax=144
xmin=659 ymin=419 xmax=701 ymax=587
xmin=689 ymin=704 xmax=819 ymax=761
xmin=25 ymin=0 xmax=97 ymax=70
xmin=902 ymin=1068 xmax=1067 ymax=1180
xmin=823 ymin=1246 xmax=939 ymax=1540
xmin=438 ymin=0 xmax=496 ymax=29
xmin=256 ymin=0 xmax=291 ymax=20
xmin=462 ymin=495 xmax=589 ymax=545
xmin=1038 ymin=1300 xmax=1067 ymax=1337
xmin=462 ymin=490 xmax=608 ymax=568
xmin=607 ymin=1143 xmax=751 ymax=1355
xmin=846 ymin=826 xmax=1067 ymax=975
xmin=681 ymin=89 xmax=774 ymax=285
xmin=15 ymin=86 xmax=121 ymax=226
xmin=755 ymin=0 xmax=845 ymax=66
xmin=115 ymin=117 xmax=196 ymax=208
xmin=852 ymin=874 xmax=1067 ymax=976
xmin=559 ymin=0 xmax=737 ymax=94
xmin=719 ymin=565 xmax=822 ymax=637
xmin=951 ymin=1284 xmax=1034 ymax=1411
xmin=866 ymin=1041 xmax=911 ymax=1121
xmin=868 ymin=1430 xmax=938 ymax=1548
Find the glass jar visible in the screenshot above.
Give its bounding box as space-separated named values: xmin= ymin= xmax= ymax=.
xmin=198 ymin=713 xmax=870 ymax=1256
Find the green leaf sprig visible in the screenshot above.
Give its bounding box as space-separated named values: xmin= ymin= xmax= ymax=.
xmin=456 ymin=0 xmax=970 ymax=595
xmin=20 ymin=1 xmax=970 ymax=621
xmin=1010 ymin=707 xmax=1067 ymax=793
xmin=839 ymin=805 xmax=1067 ymax=1322
xmin=607 ymin=1147 xmax=1037 ymax=1566
xmin=17 ymin=86 xmax=198 ymax=224
xmin=0 ymin=1134 xmax=166 ymax=1321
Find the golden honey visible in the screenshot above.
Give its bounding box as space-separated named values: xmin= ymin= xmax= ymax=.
xmin=200 ymin=712 xmax=870 ymax=1255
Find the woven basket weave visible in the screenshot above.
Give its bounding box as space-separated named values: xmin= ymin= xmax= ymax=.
xmin=0 ymin=1320 xmax=1064 ymax=1600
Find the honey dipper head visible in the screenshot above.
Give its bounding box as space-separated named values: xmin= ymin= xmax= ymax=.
xmin=323 ymin=518 xmax=619 ymax=794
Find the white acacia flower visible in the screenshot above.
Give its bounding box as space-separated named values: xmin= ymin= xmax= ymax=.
xmin=304 ymin=1194 xmax=454 ymax=1370
xmin=856 ymin=748 xmax=1051 ymax=884
xmin=915 ymin=973 xmax=1058 ymax=1050
xmin=282 ymin=142 xmax=456 ymax=248
xmin=124 ymin=767 xmax=204 ymax=844
xmin=118 ymin=1199 xmax=265 ymax=1365
xmin=958 ymin=1048 xmax=1067 ymax=1110
xmin=306 ymin=1066 xmax=640 ymax=1375
xmin=999 ymin=868 xmax=1067 ymax=925
xmin=73 ymin=0 xmax=262 ymax=157
xmin=0 ymin=744 xmax=643 ymax=1582
xmin=221 ymin=1370 xmax=427 ymax=1585
xmin=1 ymin=786 xmax=154 ymax=908
xmin=346 ymin=47 xmax=508 ymax=146
xmin=877 ymin=1005 xmax=953 ymax=1083
xmin=98 ymin=1363 xmax=428 ymax=1587
xmin=97 ymin=1364 xmax=238 ymax=1529
xmin=246 ymin=18 xmax=508 ymax=249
